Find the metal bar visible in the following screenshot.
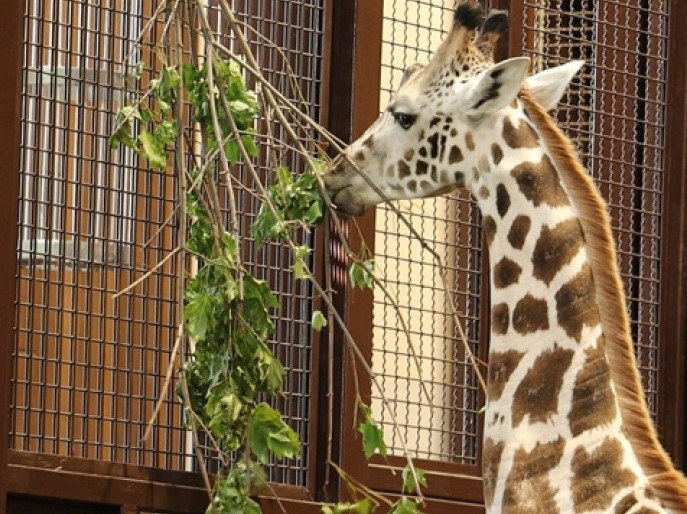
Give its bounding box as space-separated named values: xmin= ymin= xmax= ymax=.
xmin=0 ymin=0 xmax=25 ymax=510
xmin=657 ymin=0 xmax=687 ymax=468
xmin=322 ymin=0 xmax=383 ymax=501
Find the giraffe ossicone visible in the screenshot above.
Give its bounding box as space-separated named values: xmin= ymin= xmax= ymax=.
xmin=323 ymin=3 xmax=687 ymax=513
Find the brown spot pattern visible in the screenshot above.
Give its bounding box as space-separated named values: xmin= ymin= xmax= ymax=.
xmin=488 ymin=348 xmax=524 ymax=401
xmin=494 ymin=257 xmax=522 ymax=289
xmin=404 ymin=149 xmax=414 ymax=161
xmin=511 ymin=156 xmax=570 ymax=207
xmin=571 ymin=438 xmax=637 ymax=512
xmin=484 ymin=215 xmax=497 ymax=247
xmin=615 ymin=493 xmax=639 ymax=514
xmin=503 ymin=117 xmax=539 ymax=149
xmin=465 ymin=131 xmax=475 ymax=151
xmin=532 ymin=218 xmax=585 ymax=286
xmin=492 ymin=302 xmax=510 ymax=335
xmin=512 ymin=294 xmax=549 ymax=334
xmin=512 ymin=347 xmax=574 ymax=426
xmin=492 ymin=143 xmax=504 ymax=165
xmin=483 ymin=438 xmax=505 ymax=509
xmin=448 ymin=145 xmax=464 ymax=164
xmin=398 ymin=160 xmax=411 ymax=179
xmin=555 ymin=264 xmax=600 ymax=342
xmin=507 ymin=215 xmax=531 ymax=250
xmin=502 ymin=438 xmax=566 ymax=514
xmin=569 ymin=335 xmax=617 ymax=436
xmin=496 ymin=183 xmax=511 ymax=217
xmin=479 ymin=186 xmax=490 ymax=199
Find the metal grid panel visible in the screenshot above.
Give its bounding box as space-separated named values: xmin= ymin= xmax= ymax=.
xmin=371 ymin=0 xmax=484 ymax=465
xmin=197 ymin=0 xmax=326 ymax=486
xmin=12 ymin=0 xmax=325 ymax=488
xmin=522 ymin=0 xmax=669 ymax=418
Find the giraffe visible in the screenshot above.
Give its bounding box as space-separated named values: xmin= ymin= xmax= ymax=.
xmin=323 ymin=3 xmax=687 ymax=513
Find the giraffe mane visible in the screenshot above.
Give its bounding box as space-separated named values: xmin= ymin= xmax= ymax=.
xmin=520 ymin=89 xmax=687 ymax=512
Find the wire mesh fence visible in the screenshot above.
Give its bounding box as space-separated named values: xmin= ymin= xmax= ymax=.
xmin=12 ymin=0 xmax=325 ymax=488
xmin=371 ymin=0 xmax=484 ymax=466
xmin=521 ymin=0 xmax=669 ymax=418
xmin=369 ymin=0 xmax=670 ymax=468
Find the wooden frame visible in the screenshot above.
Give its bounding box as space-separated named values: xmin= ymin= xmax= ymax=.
xmin=2 ymin=1 xmax=686 ymax=513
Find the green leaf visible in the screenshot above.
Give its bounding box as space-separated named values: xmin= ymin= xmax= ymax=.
xmin=293 ymin=259 xmax=310 ymax=280
xmin=155 ymin=119 xmax=178 ymax=145
xmin=311 ymin=310 xmax=327 ymax=331
xmin=242 ymin=134 xmax=259 ymax=157
xmin=349 ymin=260 xmax=374 ymax=289
xmin=249 ymin=403 xmax=300 ymax=464
xmin=322 ymin=499 xmax=373 ymax=514
xmin=276 ymin=166 xmax=292 ymax=186
xmin=139 ymin=107 xmax=155 ymax=122
xmin=139 ymin=130 xmax=167 ymax=169
xmin=303 ymin=200 xmax=323 ymax=224
xmin=219 ymin=392 xmax=243 ymax=424
xmin=182 ymin=62 xmax=197 ymax=89
xmin=184 ymin=291 xmax=213 ymax=341
xmin=292 ymin=247 xmax=312 ymax=280
xmin=389 ymin=497 xmax=422 ymax=514
xmin=402 ymin=466 xmax=427 ymax=494
xmin=224 ymin=139 xmax=240 ymax=164
xmin=243 ymin=274 xmax=280 ymax=309
xmin=109 ymin=105 xmax=140 ymax=149
xmin=358 ymin=404 xmax=387 ymax=459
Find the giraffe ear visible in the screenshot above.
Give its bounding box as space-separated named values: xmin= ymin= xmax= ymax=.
xmin=525 ymin=60 xmax=585 ymax=110
xmin=465 ymin=57 xmax=530 ymax=117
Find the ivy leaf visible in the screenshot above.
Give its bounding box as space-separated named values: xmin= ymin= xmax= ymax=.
xmin=181 ymin=62 xmax=197 ymax=89
xmin=220 ymin=392 xmax=243 ymax=424
xmin=389 ymin=497 xmax=422 ymax=514
xmin=224 ymin=139 xmax=240 ymax=164
xmin=402 ymin=466 xmax=427 ymax=494
xmin=155 ymin=119 xmax=178 ymax=145
xmin=249 ymin=403 xmax=300 ymax=465
xmin=255 ymin=345 xmax=284 ymax=393
xmin=184 ymin=291 xmax=213 ymax=341
xmin=243 ymin=275 xmax=280 ymax=309
xmin=303 ymin=200 xmax=323 ymax=224
xmin=349 ymin=260 xmax=374 ymax=289
xmin=293 ymin=246 xmax=312 ymax=280
xmin=358 ymin=404 xmax=387 ymax=459
xmin=311 ymin=310 xmax=327 ymax=331
xmin=276 ymin=166 xmax=292 ymax=186
xmin=109 ymin=104 xmax=140 ymax=149
xmin=139 ymin=130 xmax=167 ymax=169
xmin=242 ymin=134 xmax=258 ymax=157
xmin=138 ymin=107 xmax=154 ymax=123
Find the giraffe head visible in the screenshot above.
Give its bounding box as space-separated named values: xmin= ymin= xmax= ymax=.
xmin=324 ymin=3 xmax=583 ymax=216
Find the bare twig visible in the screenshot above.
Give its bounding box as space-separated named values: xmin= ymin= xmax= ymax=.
xmin=112 ymin=246 xmax=181 ymax=299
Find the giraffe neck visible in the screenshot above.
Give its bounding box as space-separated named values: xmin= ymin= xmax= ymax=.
xmin=475 ymin=106 xmax=665 ymax=513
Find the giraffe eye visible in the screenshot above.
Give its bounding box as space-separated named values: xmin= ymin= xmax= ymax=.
xmin=393 ymin=112 xmax=417 ymax=130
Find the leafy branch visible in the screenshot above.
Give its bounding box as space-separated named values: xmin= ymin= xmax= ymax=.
xmin=107 ymin=1 xmax=487 ymax=513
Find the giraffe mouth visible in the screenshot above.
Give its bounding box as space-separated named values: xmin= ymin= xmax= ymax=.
xmin=329 ymin=186 xmax=368 ymax=217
